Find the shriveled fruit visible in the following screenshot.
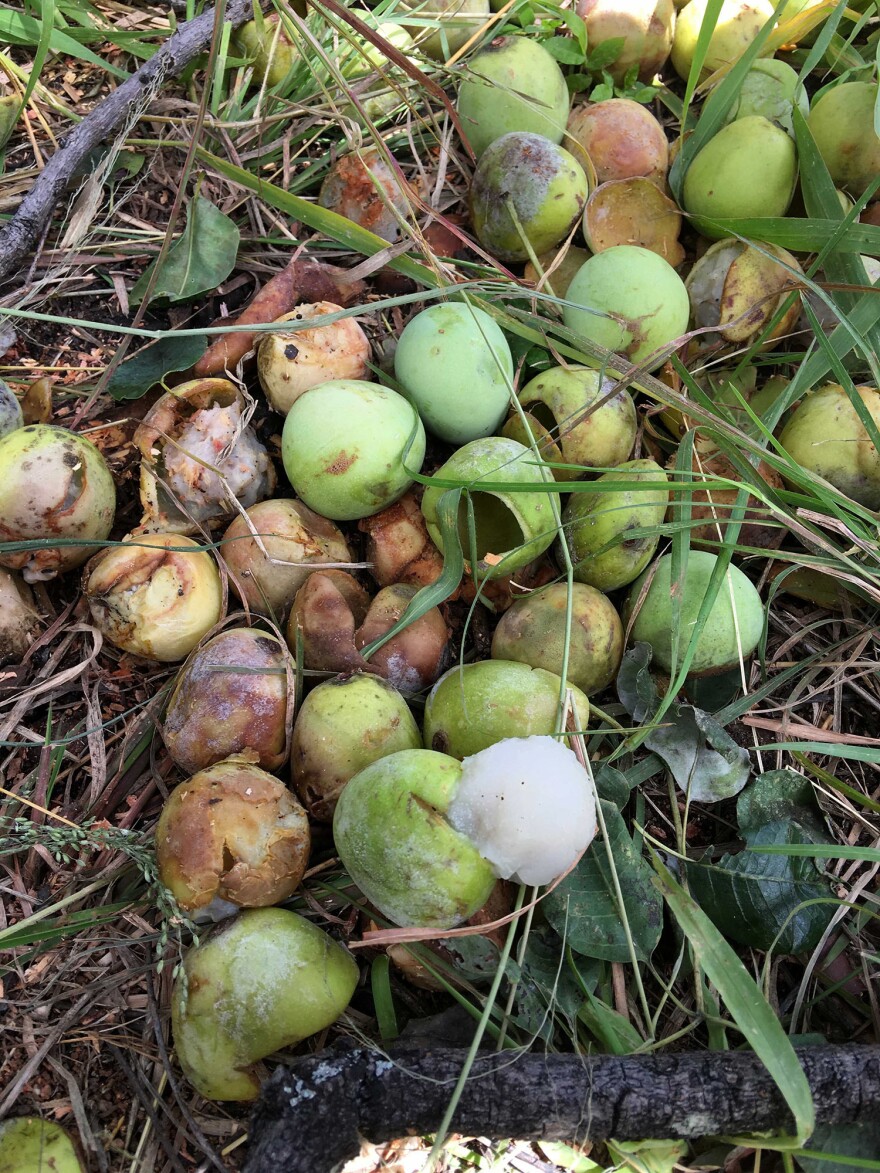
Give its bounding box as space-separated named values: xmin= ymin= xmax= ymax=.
xmin=685 ymin=238 xmax=802 ymax=346
xmin=358 ymin=491 xmax=446 ymax=589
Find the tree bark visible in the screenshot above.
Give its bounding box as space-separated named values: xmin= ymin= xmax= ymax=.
xmin=244 ymin=1044 xmax=880 ymax=1173
xmin=0 ymin=0 xmax=256 ymax=285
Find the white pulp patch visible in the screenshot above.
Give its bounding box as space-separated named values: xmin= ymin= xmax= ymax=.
xmin=446 ymin=736 xmax=597 ymax=886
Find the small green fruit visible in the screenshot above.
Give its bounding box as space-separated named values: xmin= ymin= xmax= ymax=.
xmin=559 ymin=458 xmax=670 ymax=592
xmin=671 ymin=0 xmax=775 ymax=80
xmin=235 ymin=14 xmax=297 ymax=88
xmin=0 ymin=1119 xmax=84 ymax=1172
xmin=457 ymin=35 xmax=569 ymax=159
xmin=470 ymin=132 xmax=589 ymax=264
xmin=627 ymin=550 xmax=764 ymax=675
xmin=808 ymin=82 xmax=880 ymax=198
xmin=281 ymin=380 xmax=426 ymax=521
xmin=394 ymin=302 xmax=513 ymax=444
xmin=576 ymin=0 xmax=675 ymax=83
xmin=172 ymin=909 xmax=358 ymax=1101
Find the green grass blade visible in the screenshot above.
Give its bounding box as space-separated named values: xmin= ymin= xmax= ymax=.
xmin=370 ymin=954 xmax=399 ymax=1042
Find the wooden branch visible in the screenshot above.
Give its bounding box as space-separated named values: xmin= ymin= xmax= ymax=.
xmin=0 ymin=0 xmax=257 ymax=285
xmin=244 ymin=1044 xmax=880 ymax=1173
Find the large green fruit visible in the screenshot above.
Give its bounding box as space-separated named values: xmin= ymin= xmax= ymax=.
xmin=457 ymin=35 xmax=569 ymax=158
xmin=808 ymin=82 xmax=880 ymax=198
xmin=172 ymin=908 xmax=358 ymax=1101
xmin=559 ymin=458 xmax=670 ymax=591
xmin=470 ymin=132 xmax=588 ymax=264
xmin=562 ymin=246 xmax=690 ymax=370
xmin=394 ymin=302 xmax=513 ymax=443
xmin=0 ymin=1119 xmax=84 ymax=1172
xmin=627 ymin=550 xmax=764 ymax=675
xmin=682 ymin=116 xmax=797 ymax=234
xmin=671 ymin=0 xmax=775 ymax=80
xmin=424 ymin=659 xmax=590 ymax=757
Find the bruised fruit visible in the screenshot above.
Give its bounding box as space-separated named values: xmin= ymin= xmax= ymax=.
xmin=222 ymin=498 xmax=352 ymax=620
xmin=0 ymin=1118 xmax=84 ymax=1173
xmin=779 ymin=384 xmax=880 ymax=509
xmin=0 ymin=425 xmax=115 ymax=582
xmin=424 ymin=660 xmax=590 ymax=758
xmin=576 ymin=0 xmax=675 ymax=82
xmin=0 ymin=569 xmax=38 ymax=665
xmin=566 ymin=99 xmax=669 ymax=186
xmin=281 ymin=380 xmax=426 ymax=522
xmin=356 ymin=583 xmax=450 ymax=692
xmin=287 ymin=569 xmax=371 ymax=673
xmin=470 ymin=132 xmax=589 ymax=264
xmin=161 ymin=628 xmax=293 ymax=774
xmin=685 ymin=238 xmax=802 ymax=346
xmin=583 ymin=179 xmax=684 ymax=264
xmin=256 ymin=303 xmax=371 ymax=415
xmin=560 ymin=458 xmax=670 ymax=591
xmin=394 ymin=302 xmax=513 ymax=443
xmin=627 ymin=550 xmax=764 ymax=675
xmin=671 ymin=0 xmax=775 ymax=80
xmin=318 ymin=149 xmax=412 ymax=242
xmin=0 ymin=379 xmax=22 ymax=438
xmin=456 ymin=35 xmax=570 ymax=159
xmin=808 ymin=82 xmax=880 ymax=198
xmin=291 ymin=671 xmax=421 ymax=820
xmin=172 ymin=908 xmax=357 ymax=1101
xmin=358 ymin=491 xmax=445 ymax=589
xmin=156 ymin=759 xmax=310 ymax=913
xmin=491 ymin=582 xmax=624 ymax=695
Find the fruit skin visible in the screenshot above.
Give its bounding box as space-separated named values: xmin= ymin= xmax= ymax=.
xmin=627 ymin=550 xmax=764 ymax=675
xmin=723 ymin=58 xmax=809 ymax=135
xmin=0 ymin=569 xmax=38 ymax=665
xmin=171 ymin=908 xmax=358 ymax=1101
xmin=576 ymin=0 xmax=676 ymax=83
xmin=674 ymin=444 xmax=784 ymax=549
xmin=333 ymin=748 xmax=497 ymax=927
xmin=682 ymin=116 xmax=797 ymax=235
xmin=0 ymin=1117 xmax=84 ymax=1172
xmin=671 ymin=0 xmax=775 ymax=80
xmin=420 ymin=436 xmax=555 ymax=577
xmin=161 ymin=628 xmax=293 ymax=774
xmin=318 ymin=149 xmax=411 ymax=243
xmin=491 ymin=581 xmax=624 ymax=695
xmin=470 ymin=132 xmax=589 ymax=265
xmin=456 ymin=35 xmax=570 ymax=159
xmin=281 ymin=380 xmax=426 ymax=522
xmin=779 ymin=384 xmax=880 ymax=509
xmin=394 ymin=303 xmax=513 ymax=444
xmin=291 ymin=672 xmax=422 ymax=821
xmin=0 ymin=379 xmax=22 ymax=439
xmin=808 ymin=82 xmax=880 ymax=198
xmin=401 ymin=0 xmax=490 ymax=60
xmin=423 ymin=659 xmax=590 ymax=758
xmin=559 ymin=458 xmax=670 ymax=592
xmin=0 ymin=424 xmax=115 ymax=582
xmin=566 ymin=99 xmax=669 ymax=186
xmin=235 ymin=14 xmax=298 ymax=88
xmin=523 ymin=245 xmax=592 ymax=296
xmin=562 ymin=246 xmax=690 ymax=371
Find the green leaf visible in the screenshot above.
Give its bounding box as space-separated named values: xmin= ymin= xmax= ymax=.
xmin=0 ymin=8 xmax=128 ymax=76
xmin=542 ymin=35 xmax=585 ymax=64
xmin=737 ymin=769 xmax=825 ymax=838
xmin=617 ymin=644 xmax=751 ymax=803
xmin=796 ymin=1121 xmax=880 ymax=1172
xmin=652 ymin=855 xmax=815 ymax=1142
xmin=130 ymin=196 xmax=239 ymax=305
xmin=544 ymin=800 xmax=663 ymax=962
xmin=589 ymin=81 xmax=614 ymax=101
xmin=687 ymin=215 xmax=880 ymax=255
xmin=537 ymin=1141 xmax=601 ymax=1173
xmin=606 ymin=1138 xmax=688 ymax=1173
xmin=106 ymin=332 xmax=208 ymax=401
xmin=687 ymin=820 xmax=836 ymax=954
xmin=586 ymin=35 xmax=625 ymax=70
xmin=576 ymin=984 xmax=644 ymax=1053
xmin=370 ymin=955 xmax=399 ymax=1042
xmin=513 ymin=924 xmax=589 ymax=1037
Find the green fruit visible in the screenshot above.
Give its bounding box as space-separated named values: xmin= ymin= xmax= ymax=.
xmin=470 ymin=132 xmax=588 ymax=264
xmin=420 ymin=436 xmax=555 ymax=576
xmin=779 ymin=383 xmax=880 ymax=508
xmin=723 ymin=59 xmax=809 ymax=135
xmin=0 ymin=379 xmax=22 ymax=439
xmin=281 ymin=381 xmax=426 ymax=521
xmin=457 ymin=35 xmax=569 ymax=159
xmin=808 ymin=82 xmax=880 ymax=198
xmin=562 ymin=246 xmax=690 ymax=371
xmin=333 ymin=748 xmax=496 ymax=927
xmin=671 ymin=0 xmax=775 ymax=80
xmin=401 ymin=0 xmax=490 ymax=60
xmin=172 ymin=908 xmax=358 ymax=1101
xmin=627 ymin=550 xmax=764 ymax=675
xmin=235 ymin=14 xmax=298 ymax=88
xmin=682 ymin=116 xmax=797 ymax=235
xmin=559 ymin=458 xmax=670 ymax=592
xmin=424 ymin=659 xmax=590 ymax=757
xmin=491 ymin=581 xmax=624 ymax=695
xmin=291 ymin=672 xmax=422 ymax=821
xmin=394 ymin=302 xmax=513 ymax=443
xmin=0 ymin=1118 xmax=84 ymax=1172
xmin=576 ymin=0 xmax=675 ymax=83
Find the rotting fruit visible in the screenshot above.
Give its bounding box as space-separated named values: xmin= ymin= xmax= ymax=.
xmin=565 ymin=99 xmax=669 ymax=187
xmin=0 ymin=378 xmax=23 ymax=439
xmin=318 ymin=148 xmax=412 ymax=243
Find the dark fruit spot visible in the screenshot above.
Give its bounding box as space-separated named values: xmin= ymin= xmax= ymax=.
xmin=284 ymin=343 xmax=300 ymax=360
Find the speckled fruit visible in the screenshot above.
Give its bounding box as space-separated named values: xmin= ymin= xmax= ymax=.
xmin=318 ymin=149 xmax=412 ymax=242
xmin=281 ymin=381 xmax=426 ymax=522
xmin=401 ymin=0 xmax=490 ymax=59
xmin=171 ymin=908 xmax=358 ymax=1101
xmin=491 ymin=582 xmax=623 ymax=695
xmin=333 ymin=748 xmax=497 ymax=927
xmin=0 ymin=1118 xmax=84 ymax=1173
xmin=808 ymin=82 xmax=880 ymax=198
xmin=672 ymin=0 xmax=775 ymax=80
xmin=0 ymin=425 xmax=115 ymax=582
xmin=0 ymin=379 xmax=22 ymax=439
xmin=682 ymin=116 xmax=797 ymax=235
xmin=291 ymin=672 xmax=421 ymax=821
xmin=566 ymin=100 xmax=669 ymax=186
xmin=470 ymin=132 xmax=588 ymax=264
xmin=724 ymin=59 xmax=809 ymax=135
xmin=156 ymin=759 xmax=310 ymax=913
xmin=456 ymin=35 xmax=570 ymax=159
xmin=576 ymin=0 xmax=675 ymax=82
xmin=257 ymin=303 xmax=371 ymax=415
xmin=222 ymin=498 xmax=352 ymax=620
xmin=424 ymin=660 xmax=589 ymax=758
xmin=161 ymin=629 xmax=293 ymax=774
xmin=779 ymin=384 xmax=880 ymax=509
xmin=686 ymin=238 xmax=802 ymax=346
xmin=563 ymin=246 xmax=690 ymax=370
xmin=627 ymin=550 xmax=764 ymax=675
xmin=560 ymin=458 xmax=670 ymax=591
xmin=420 ymin=436 xmax=555 ymax=577
xmin=394 ymin=302 xmax=513 ymax=443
